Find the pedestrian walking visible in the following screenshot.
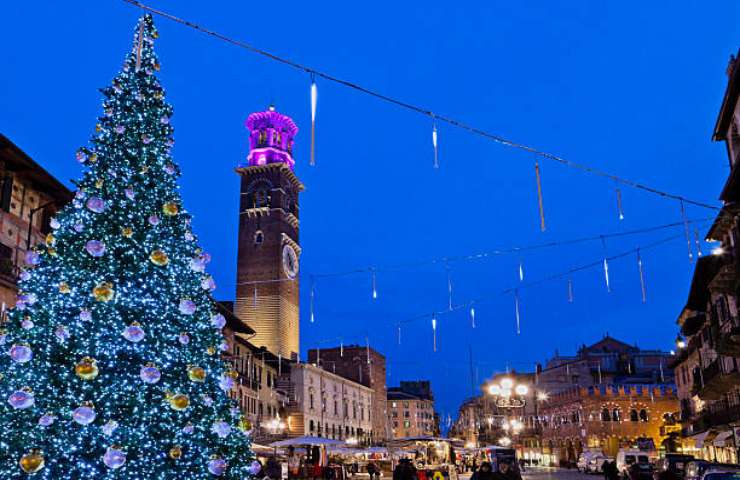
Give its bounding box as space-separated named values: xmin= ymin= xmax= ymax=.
xmin=265 ymin=456 xmax=282 ymax=480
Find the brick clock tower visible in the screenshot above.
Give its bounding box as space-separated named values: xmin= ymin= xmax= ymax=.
xmin=235 ymin=107 xmax=303 ymax=360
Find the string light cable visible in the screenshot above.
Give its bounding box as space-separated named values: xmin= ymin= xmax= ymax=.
xmin=121 ymin=0 xmax=719 ymax=212
xmin=232 ymin=215 xmax=714 ymax=289
xmin=395 ymin=227 xmax=708 ymax=328
xmin=307 ymin=216 xmax=713 ymax=280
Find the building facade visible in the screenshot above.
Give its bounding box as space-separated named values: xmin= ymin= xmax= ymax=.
xmin=387 ymin=381 xmax=438 ymax=438
xmin=308 ymin=345 xmax=388 ymax=442
xmin=0 ymin=135 xmax=71 ymax=307
xmin=219 ymin=302 xmax=290 ymax=443
xmin=234 ymin=107 xmax=303 ymax=360
xmin=539 ymin=384 xmax=679 ymax=464
xmin=670 ymin=50 xmax=740 ymax=465
xmin=278 ymin=363 xmax=375 ymax=444
xmin=451 ymin=336 xmax=678 ymax=465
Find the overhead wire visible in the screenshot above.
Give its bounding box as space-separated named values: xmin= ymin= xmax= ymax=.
xmin=121 ymin=0 xmax=719 ymax=212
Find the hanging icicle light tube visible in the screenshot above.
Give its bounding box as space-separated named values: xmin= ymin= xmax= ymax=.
xmin=309 ymin=73 xmax=317 ymax=166
xmin=637 ymin=248 xmax=647 ymax=303
xmin=432 ymin=313 xmax=437 ymax=352
xmin=432 ymin=114 xmax=439 ymax=169
xmin=371 ymin=268 xmax=378 ymax=300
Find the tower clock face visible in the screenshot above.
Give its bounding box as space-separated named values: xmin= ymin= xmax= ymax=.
xmin=282 ymin=244 xmax=299 ymax=279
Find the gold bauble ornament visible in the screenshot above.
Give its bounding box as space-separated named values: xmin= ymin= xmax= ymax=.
xmin=45 ymin=234 xmax=55 ymax=246
xmin=95 ymin=178 xmax=104 ymax=188
xmin=169 ymin=446 xmax=182 ymax=460
xmin=162 ymin=202 xmax=179 ymax=216
xmin=187 ymin=366 xmax=206 ymax=383
xmin=168 ymin=393 xmax=190 ymax=411
xmin=89 ymin=153 xmax=98 ymax=163
xmin=238 ymin=416 xmax=252 ymax=433
xmin=75 ymin=357 xmax=99 ymax=381
xmin=206 ymin=346 xmax=216 ymax=356
xmin=149 ymin=250 xmax=169 ymax=266
xmin=121 ymin=227 xmax=133 ymax=238
xmin=95 ymin=124 xmax=102 ymax=132
xmin=19 ymin=449 xmax=45 ymax=474
xmin=225 ymin=369 xmax=238 ymax=380
xmin=58 ymin=282 xmax=71 ymax=294
xmin=47 ymin=247 xmax=57 ymax=257
xmin=93 ymin=282 xmax=114 ymax=302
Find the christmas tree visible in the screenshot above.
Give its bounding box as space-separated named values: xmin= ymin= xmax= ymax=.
xmin=0 ymin=15 xmax=258 ymax=479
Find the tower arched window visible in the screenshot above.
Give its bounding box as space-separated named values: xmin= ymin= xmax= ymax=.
xmin=601 ymin=408 xmax=611 ymax=422
xmin=630 ymin=409 xmax=639 ymax=422
xmin=258 ymin=131 xmax=267 ymax=147
xmin=612 ymin=409 xmax=621 ymax=422
xmin=247 ymin=179 xmax=273 ymax=209
xmin=254 ymin=230 xmax=264 ymax=246
xmin=639 ymin=409 xmax=648 ymax=422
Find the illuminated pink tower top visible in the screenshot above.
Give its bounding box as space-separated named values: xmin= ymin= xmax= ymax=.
xmin=242 ymin=106 xmax=299 ymax=170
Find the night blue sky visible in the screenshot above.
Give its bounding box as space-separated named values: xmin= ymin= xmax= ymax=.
xmin=2 ymin=1 xmax=739 ymax=425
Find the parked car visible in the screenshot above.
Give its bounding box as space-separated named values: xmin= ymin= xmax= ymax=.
xmin=628 ymin=457 xmax=654 ymax=480
xmin=686 ymin=462 xmax=740 ymax=480
xmin=579 ymin=451 xmax=607 ymax=473
xmin=654 ymin=454 xmax=695 ymax=480
xmin=699 ymin=468 xmax=740 ymax=480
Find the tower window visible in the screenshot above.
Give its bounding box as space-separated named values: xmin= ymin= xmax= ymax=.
xmin=254 ymin=230 xmax=264 ymax=246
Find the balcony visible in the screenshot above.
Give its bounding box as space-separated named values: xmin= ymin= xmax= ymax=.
xmin=694 ymin=358 xmax=740 ymax=401
xmin=715 ymin=319 xmax=740 ymax=357
xmin=691 ymin=405 xmax=740 ymax=433
xmin=681 ymin=313 xmax=707 ymax=337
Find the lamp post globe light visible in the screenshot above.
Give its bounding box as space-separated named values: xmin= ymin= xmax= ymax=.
xmin=487 ymin=377 xmax=528 ymax=408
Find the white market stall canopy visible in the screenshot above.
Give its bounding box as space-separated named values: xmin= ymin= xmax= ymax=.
xmin=269 ymin=436 xmax=346 ymax=447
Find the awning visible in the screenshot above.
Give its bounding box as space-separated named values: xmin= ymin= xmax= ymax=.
xmin=713 ymin=431 xmax=734 ymax=448
xmin=691 ymin=431 xmax=717 ymax=449
xmin=269 ymin=436 xmax=345 ymax=447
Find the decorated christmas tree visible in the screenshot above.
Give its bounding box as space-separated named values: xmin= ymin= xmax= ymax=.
xmin=0 ymin=15 xmax=258 ymax=479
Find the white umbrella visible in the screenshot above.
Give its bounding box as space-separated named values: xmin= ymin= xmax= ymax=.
xmin=269 ymin=436 xmax=346 ymax=447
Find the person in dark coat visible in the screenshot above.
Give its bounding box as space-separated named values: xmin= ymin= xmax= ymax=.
xmin=471 ymin=462 xmax=496 ymax=480
xmin=496 ymin=459 xmax=522 ymax=480
xmin=393 ymin=459 xmax=417 ymax=480
xmin=265 ymin=456 xmax=282 ymax=480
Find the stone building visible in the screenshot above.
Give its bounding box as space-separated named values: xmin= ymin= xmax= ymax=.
xmin=451 ymin=336 xmax=678 ymax=465
xmin=278 ymin=363 xmax=375 ymax=444
xmin=219 ymin=302 xmax=290 ymax=443
xmin=538 ymin=384 xmax=678 ymax=464
xmin=670 ymin=50 xmax=740 ymax=465
xmin=0 ymin=135 xmax=71 ymax=306
xmin=538 ymin=336 xmax=674 ymax=390
xmin=387 ymin=381 xmax=438 ymax=438
xmin=449 ymin=397 xmax=482 ymax=445
xmin=308 ymin=345 xmax=388 ymax=442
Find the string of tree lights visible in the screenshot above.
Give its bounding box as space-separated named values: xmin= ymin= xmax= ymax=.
xmin=122 ymin=0 xmax=720 ymax=225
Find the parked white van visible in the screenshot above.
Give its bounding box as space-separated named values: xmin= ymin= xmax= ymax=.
xmin=616 ymin=450 xmax=654 ymax=478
